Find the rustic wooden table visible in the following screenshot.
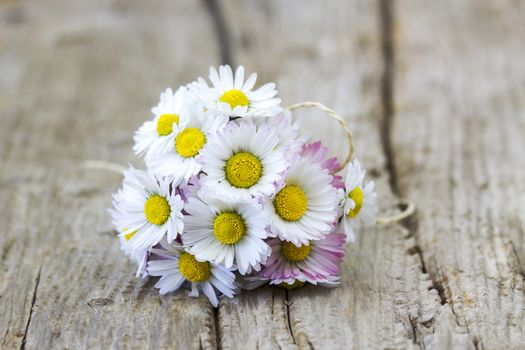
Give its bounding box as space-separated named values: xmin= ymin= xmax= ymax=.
xmin=1 ymin=0 xmax=524 ymax=349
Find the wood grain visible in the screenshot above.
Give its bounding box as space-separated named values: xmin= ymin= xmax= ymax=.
xmin=392 ymin=0 xmax=525 ymax=348
xmin=1 ymin=0 xmax=524 ymax=348
xmin=0 ymin=1 xmax=220 ymax=349
xmin=218 ymin=1 xmax=461 ymax=348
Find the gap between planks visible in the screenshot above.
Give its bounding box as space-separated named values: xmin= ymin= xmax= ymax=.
xmin=378 ymin=0 xmax=470 ymax=344
xmin=6 ymin=0 xmax=464 ymax=347
xmin=209 ymin=0 xmax=453 ymax=348
xmin=379 ymin=0 xmax=438 ymax=345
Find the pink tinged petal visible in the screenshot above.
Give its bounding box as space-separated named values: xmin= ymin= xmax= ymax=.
xmin=260 ymin=261 xmax=280 ymax=278
xmin=283 ymin=262 xmax=294 ymax=279
xmin=299 ymin=258 xmax=329 ymax=278
xmin=308 ymin=253 xmax=340 ymax=276
xmin=260 ymin=253 xmax=280 ymax=271
xmin=261 ymin=258 xmax=286 ymax=279
xmin=301 ymin=269 xmax=318 ymax=281
xmin=316 ymin=244 xmax=345 ymax=259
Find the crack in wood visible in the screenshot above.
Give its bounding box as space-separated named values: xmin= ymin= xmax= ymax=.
xmin=508 ymin=239 xmax=525 ymax=278
xmin=406 ymin=245 xmax=427 ymax=274
xmin=473 ymin=337 xmax=481 ymax=350
xmin=379 ymin=0 xmax=398 ymax=196
xmin=202 ymin=0 xmax=233 ymax=66
xmin=213 ymin=306 xmax=222 ymax=350
xmin=306 ymin=338 xmax=315 ymax=350
xmin=284 ymin=290 xmax=296 ymax=344
xmin=378 ymin=0 xmax=465 ymax=346
xmin=408 ymin=315 xmax=418 ymax=344
xmin=19 ymin=265 xmax=41 ymax=350
xmin=377 ymin=0 xmax=505 ymax=347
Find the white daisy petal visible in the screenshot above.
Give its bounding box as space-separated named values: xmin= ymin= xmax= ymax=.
xmin=341 ymin=159 xmax=378 ymax=241
xmin=133 ymin=87 xmax=188 ymax=161
xmin=242 ymin=73 xmax=257 ymax=92
xmin=181 ymin=194 xmax=271 ymax=275
xmin=202 ymin=282 xmax=219 ymax=307
xmin=259 ymin=234 xmax=346 ymax=286
xmin=146 ymin=243 xmax=236 ymax=307
xmin=188 ymin=65 xmax=282 ymax=118
xmin=264 ymin=154 xmax=339 ymax=245
xmin=146 ymin=102 xmax=229 ymax=181
xmin=234 ymin=65 xmax=245 ymax=90
xmin=200 ymin=120 xmax=287 ymax=202
xmin=110 ymin=167 xmax=185 ymax=256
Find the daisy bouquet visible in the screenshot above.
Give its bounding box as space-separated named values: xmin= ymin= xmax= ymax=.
xmin=109 ymin=65 xmax=383 ymax=307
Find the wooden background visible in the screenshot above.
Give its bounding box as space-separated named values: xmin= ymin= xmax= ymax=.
xmin=1 ymin=0 xmax=524 ymax=349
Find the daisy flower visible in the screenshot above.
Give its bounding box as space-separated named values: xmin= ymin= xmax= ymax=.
xmin=188 ymin=65 xmax=282 ymax=118
xmin=133 ymin=87 xmax=187 ymax=161
xmin=146 ymin=100 xmax=229 ymax=180
xmin=181 ymin=193 xmax=271 ymax=275
xmin=342 ymin=159 xmax=377 ymax=242
xmin=300 ymin=141 xmax=344 ymax=189
xmin=258 ymin=233 xmax=346 ymax=286
xmin=265 ymin=155 xmax=339 ymax=245
xmin=111 ymin=188 xmax=150 ymax=278
xmin=147 ymin=241 xmax=235 ymax=307
xmin=256 ymin=109 xmax=303 ymax=162
xmin=109 ymin=167 xmax=185 ymax=252
xmin=199 ymin=120 xmax=287 ymax=202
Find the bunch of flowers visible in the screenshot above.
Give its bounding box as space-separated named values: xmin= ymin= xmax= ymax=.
xmin=110 ymin=65 xmax=377 ymax=307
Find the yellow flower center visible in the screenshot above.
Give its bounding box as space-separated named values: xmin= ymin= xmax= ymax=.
xmin=273 ymin=185 xmax=308 ymax=222
xmin=279 ymin=280 xmax=305 ymax=290
xmin=348 ymin=187 xmax=364 ymax=218
xmin=156 ymin=114 xmax=179 ymax=136
xmin=219 ymin=89 xmax=249 ymax=109
xmin=175 ymin=127 xmax=206 ymax=158
xmin=213 ymin=212 xmax=246 ymax=245
xmin=225 ymin=152 xmax=262 ymax=188
xmin=178 ymin=253 xmax=211 ymax=282
xmin=124 ymin=230 xmax=137 ymax=241
xmin=144 ymin=195 xmax=171 ymax=225
xmin=281 ymin=241 xmax=311 ymax=262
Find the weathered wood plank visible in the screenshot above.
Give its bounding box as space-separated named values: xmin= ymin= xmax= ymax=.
xmin=219 ymin=1 xmax=462 ymax=348
xmin=0 ymin=0 xmax=220 ymax=167
xmin=2 ymin=0 xmax=523 ymax=348
xmin=392 ymin=0 xmax=525 ymax=348
xmin=0 ymin=1 xmax=221 ymax=349
xmin=0 ymin=171 xmax=46 ymax=349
